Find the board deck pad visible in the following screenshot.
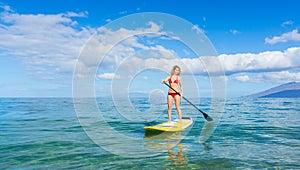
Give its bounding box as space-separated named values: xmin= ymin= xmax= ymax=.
xmin=144 ymin=117 xmax=193 ymax=132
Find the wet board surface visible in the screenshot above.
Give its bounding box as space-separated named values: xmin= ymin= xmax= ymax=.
xmin=144 ymin=117 xmax=193 ymax=132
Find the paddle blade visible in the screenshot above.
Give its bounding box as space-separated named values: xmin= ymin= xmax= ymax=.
xmin=205 ymin=115 xmax=213 ymax=121
xmin=203 ymin=113 xmax=213 ymax=121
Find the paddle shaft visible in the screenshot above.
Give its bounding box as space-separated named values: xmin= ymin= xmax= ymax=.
xmin=164 ymin=82 xmax=212 ymax=121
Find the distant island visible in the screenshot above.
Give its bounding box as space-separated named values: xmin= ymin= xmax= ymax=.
xmin=247 ymin=82 xmax=300 ymax=98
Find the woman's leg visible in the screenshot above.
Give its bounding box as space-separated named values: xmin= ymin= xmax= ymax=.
xmin=174 ymin=95 xmax=182 ymax=122
xmin=167 ymin=95 xmax=173 ymax=122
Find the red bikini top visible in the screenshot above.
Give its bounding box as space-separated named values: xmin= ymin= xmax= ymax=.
xmin=168 ymin=76 xmax=179 ymax=84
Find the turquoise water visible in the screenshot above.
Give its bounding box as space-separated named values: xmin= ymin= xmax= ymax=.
xmin=0 ymin=97 xmax=299 ymax=169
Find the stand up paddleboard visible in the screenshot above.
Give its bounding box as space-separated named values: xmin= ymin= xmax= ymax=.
xmin=144 ymin=117 xmax=193 ymax=132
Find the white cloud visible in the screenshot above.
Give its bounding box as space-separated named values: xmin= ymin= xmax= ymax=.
xmin=0 ymin=7 xmax=95 ymax=79
xmin=97 ymin=45 xmax=300 ymax=82
xmin=75 ymin=21 xmax=175 ymax=79
xmin=78 ymin=22 xmax=165 ymax=69
xmin=2 ymin=6 xmax=300 ymax=85
xmin=257 ymin=71 xmax=300 ymax=83
xmin=116 ymin=45 xmax=300 ymax=83
xmin=192 ymin=24 xmax=204 ymax=34
xmin=234 ymin=74 xmax=250 ymax=82
xmin=64 ymin=11 xmax=88 ymax=18
xmin=218 ymin=47 xmax=300 ymax=74
xmin=230 ymin=29 xmax=240 ymax=35
xmin=215 ymin=47 xmax=300 ymax=83
xmin=169 ymin=47 xmax=300 ymax=76
xmin=119 ymin=11 xmax=127 ymax=15
xmin=281 ymin=20 xmax=294 ymax=27
xmin=98 ymin=73 xmax=121 ymax=79
xmin=265 ymin=29 xmax=300 ymax=44
xmin=105 ymin=18 xmax=112 ymax=23
xmin=233 ymin=71 xmax=300 ymax=83
xmin=0 ymin=4 xmax=13 ymax=12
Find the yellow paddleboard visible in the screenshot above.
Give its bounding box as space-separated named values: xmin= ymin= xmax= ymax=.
xmin=144 ymin=117 xmax=193 ymax=132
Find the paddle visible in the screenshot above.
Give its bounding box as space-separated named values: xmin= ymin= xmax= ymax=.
xmin=164 ymin=82 xmax=213 ymax=121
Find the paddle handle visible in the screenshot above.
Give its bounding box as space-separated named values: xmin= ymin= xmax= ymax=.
xmin=164 ymin=82 xmax=213 ymax=121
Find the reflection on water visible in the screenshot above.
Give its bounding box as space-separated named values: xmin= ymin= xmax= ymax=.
xmin=199 ymin=121 xmax=217 ymax=143
xmin=168 ymin=143 xmax=188 ymax=166
xmin=167 ymin=134 xmax=188 ymax=166
xmin=144 ymin=131 xmax=188 ymax=166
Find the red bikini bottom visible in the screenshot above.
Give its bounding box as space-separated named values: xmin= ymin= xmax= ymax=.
xmin=168 ymin=92 xmax=179 ymax=97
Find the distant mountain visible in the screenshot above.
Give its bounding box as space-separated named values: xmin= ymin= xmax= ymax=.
xmin=247 ymin=82 xmax=300 ymax=98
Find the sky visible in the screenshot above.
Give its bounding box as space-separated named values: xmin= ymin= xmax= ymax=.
xmin=0 ymin=0 xmax=300 ymax=98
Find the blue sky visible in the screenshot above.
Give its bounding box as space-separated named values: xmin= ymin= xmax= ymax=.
xmin=1 ymin=0 xmax=300 ymax=97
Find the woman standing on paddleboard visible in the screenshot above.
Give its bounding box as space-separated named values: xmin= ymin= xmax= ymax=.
xmin=162 ymin=65 xmax=183 ymax=123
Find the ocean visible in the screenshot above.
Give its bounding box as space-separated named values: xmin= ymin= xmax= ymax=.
xmin=0 ymin=97 xmax=299 ymax=169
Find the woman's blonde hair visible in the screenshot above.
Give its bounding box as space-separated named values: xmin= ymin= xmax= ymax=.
xmin=171 ymin=65 xmax=181 ymax=75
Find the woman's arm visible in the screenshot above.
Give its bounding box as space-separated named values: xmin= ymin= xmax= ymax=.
xmin=161 ymin=76 xmax=170 ymax=84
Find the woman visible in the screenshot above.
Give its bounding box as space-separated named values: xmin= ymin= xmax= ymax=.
xmin=162 ymin=65 xmax=183 ymax=123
